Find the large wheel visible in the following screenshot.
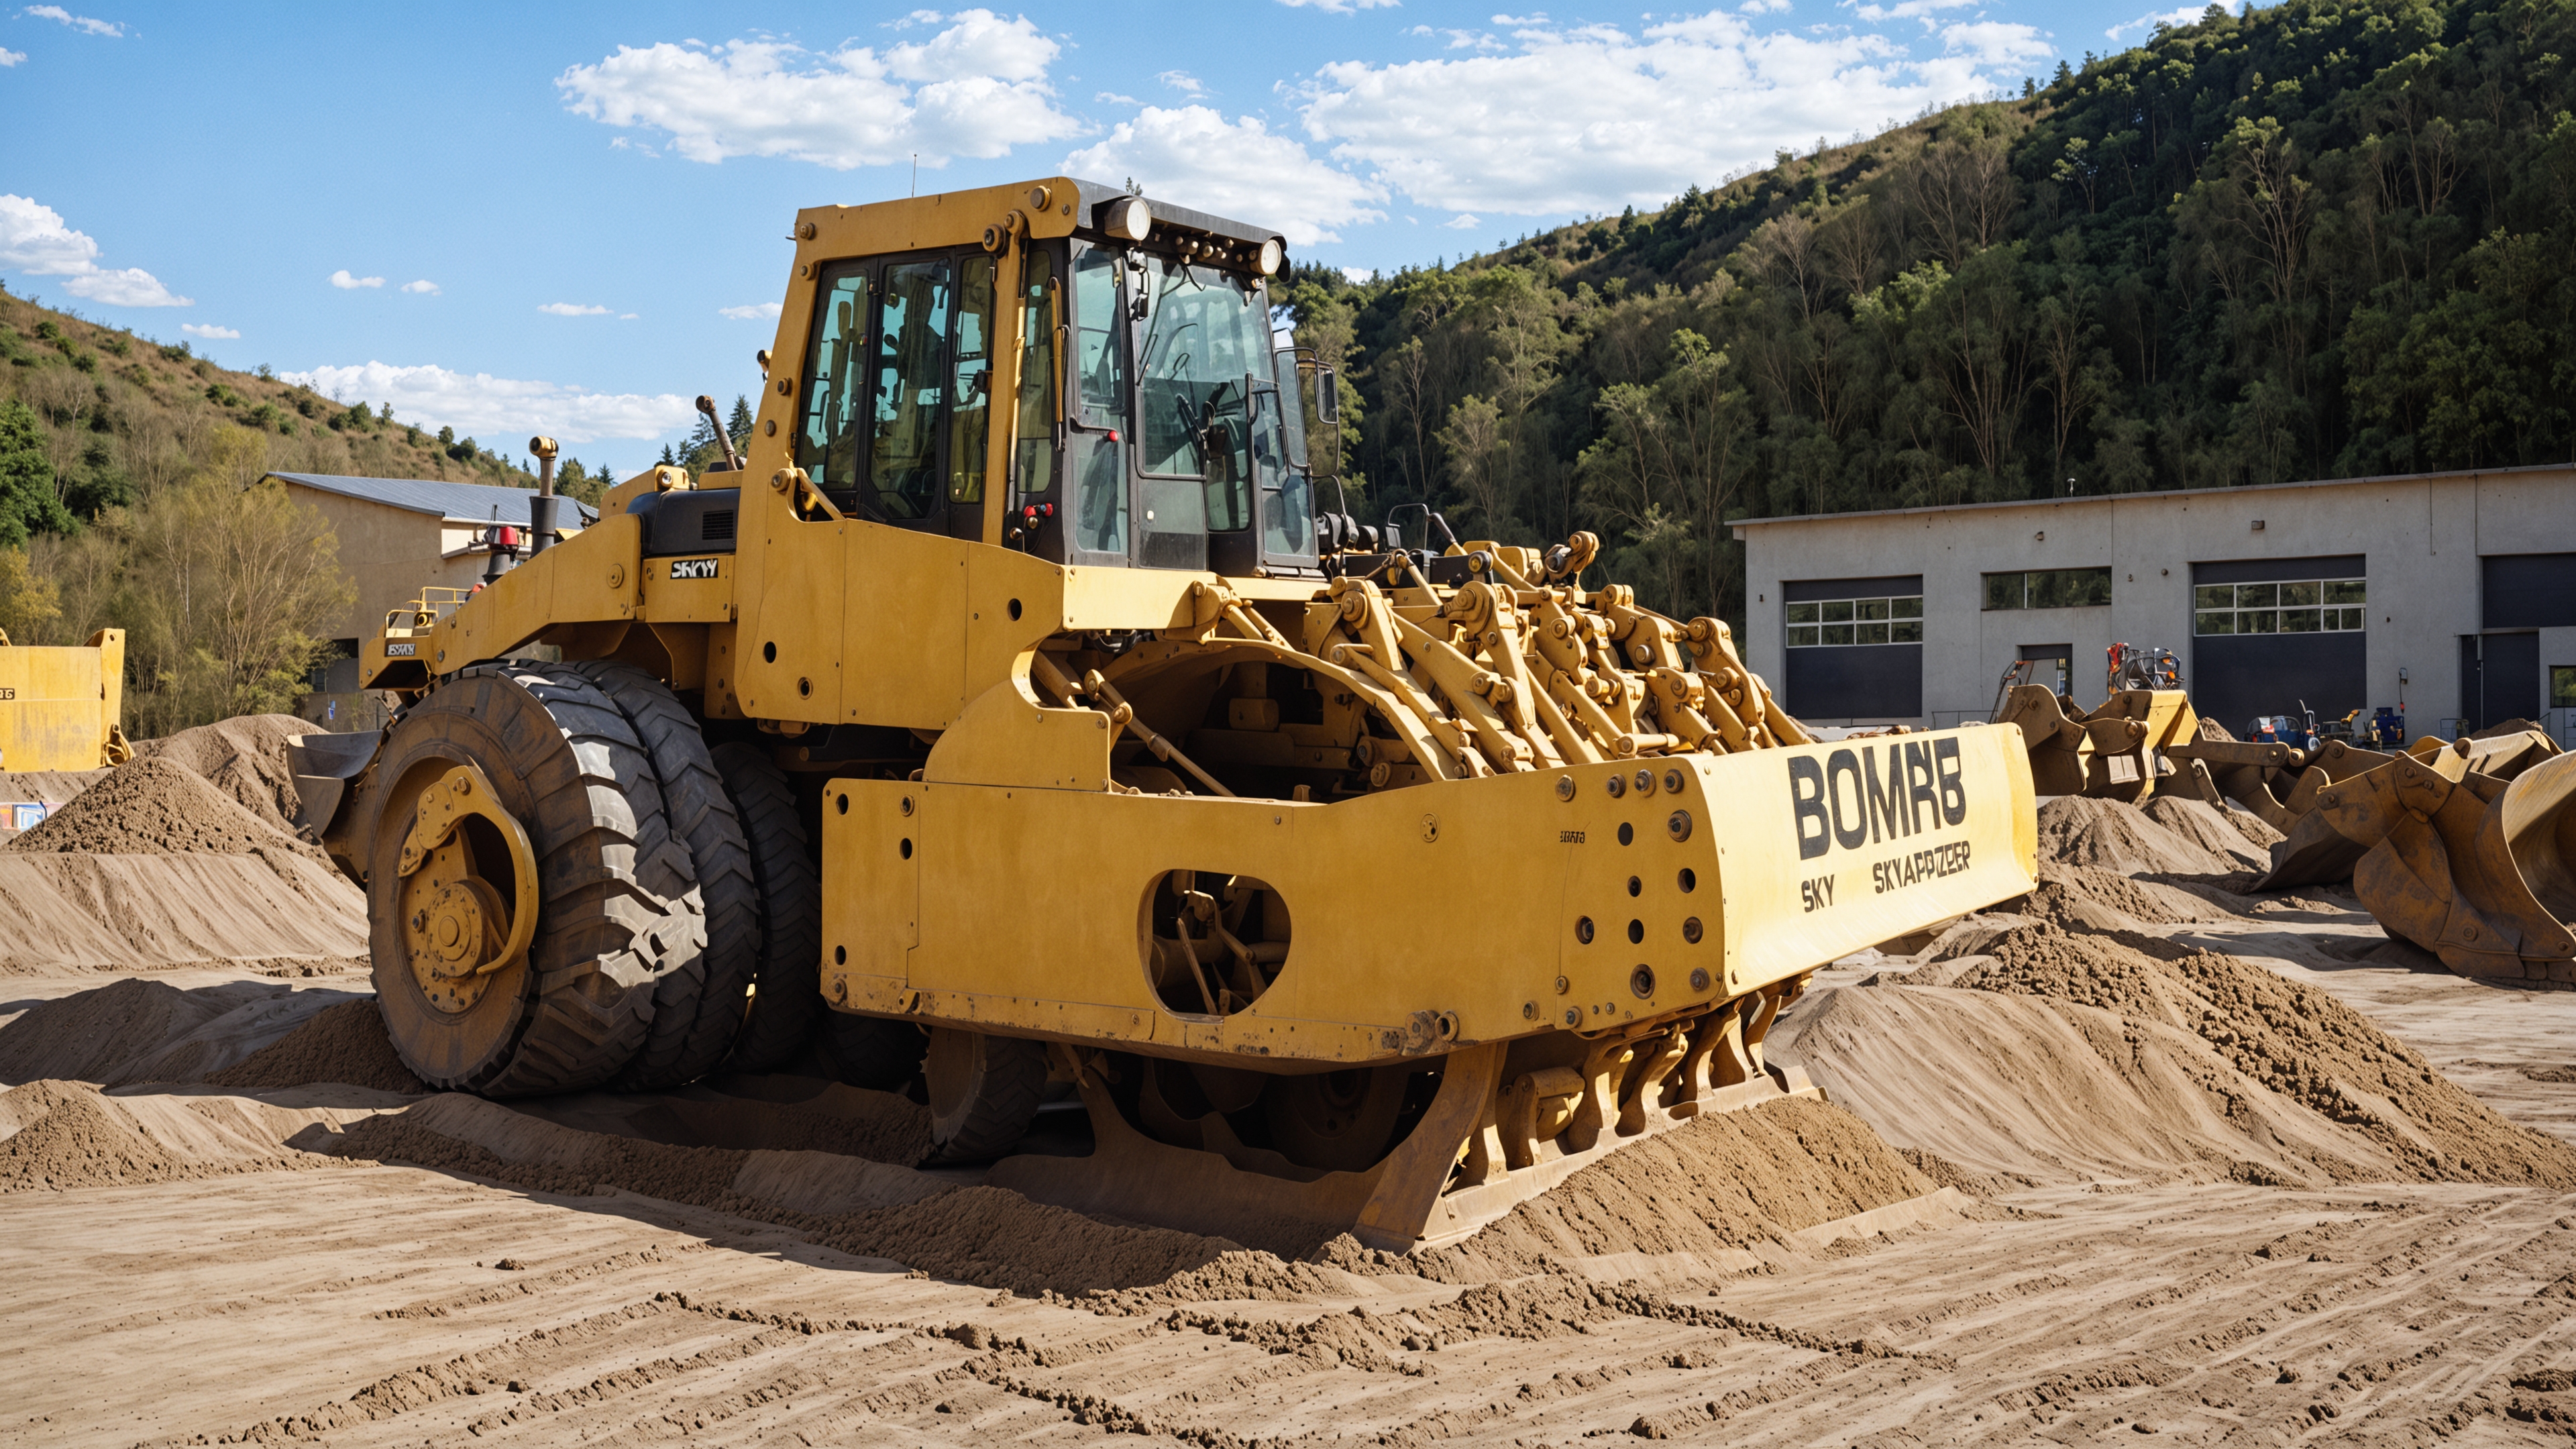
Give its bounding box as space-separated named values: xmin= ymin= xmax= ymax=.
xmin=822 ymin=1011 xmax=928 ymax=1091
xmin=1263 ymin=1067 xmax=1410 ymax=1173
xmin=711 ymin=741 xmax=824 ymax=1072
xmin=365 ymin=664 xmax=704 ymax=1097
xmin=922 ymin=1029 xmax=1048 ymax=1163
xmin=571 ymin=661 xmax=759 ymax=1090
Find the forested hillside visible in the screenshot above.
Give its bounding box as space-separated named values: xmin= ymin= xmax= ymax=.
xmin=0 ymin=287 xmax=611 ymax=734
xmin=1280 ymin=0 xmax=2576 ymax=628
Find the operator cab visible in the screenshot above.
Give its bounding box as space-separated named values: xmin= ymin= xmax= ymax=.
xmin=786 ymin=180 xmax=1328 ymax=578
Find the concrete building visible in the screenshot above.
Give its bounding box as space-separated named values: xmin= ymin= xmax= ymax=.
xmin=268 ymin=472 xmax=594 ymax=652
xmin=1732 ymin=464 xmax=2576 ymax=743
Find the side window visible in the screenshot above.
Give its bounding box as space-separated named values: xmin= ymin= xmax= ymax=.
xmin=796 ymin=268 xmax=869 ymax=493
xmin=1071 ymin=246 xmax=1126 ymax=422
xmin=869 ymin=259 xmax=953 ymax=521
xmin=1261 ymin=345 xmax=1313 ymax=559
xmin=1069 ymin=246 xmax=1128 ymax=555
xmin=948 ymin=256 xmax=994 ymax=506
xmin=1014 ymin=253 xmax=1057 ymax=500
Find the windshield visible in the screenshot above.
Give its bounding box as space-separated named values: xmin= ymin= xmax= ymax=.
xmin=1136 ymin=256 xmax=1270 ymax=532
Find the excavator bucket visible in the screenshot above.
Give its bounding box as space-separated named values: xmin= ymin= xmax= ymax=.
xmin=1995 ymin=684 xmax=2195 ymax=802
xmin=2263 ymin=729 xmax=2564 ymax=889
xmin=2272 ymin=747 xmax=2576 ymax=982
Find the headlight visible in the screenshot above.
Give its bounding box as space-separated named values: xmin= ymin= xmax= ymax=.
xmin=1104 ymin=196 xmax=1152 ymax=243
xmin=1255 ymin=237 xmax=1283 ymax=276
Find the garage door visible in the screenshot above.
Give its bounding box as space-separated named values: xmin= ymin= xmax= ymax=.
xmin=2189 ymin=555 xmax=2367 ymax=733
xmin=1783 ymin=574 xmax=1922 ymax=721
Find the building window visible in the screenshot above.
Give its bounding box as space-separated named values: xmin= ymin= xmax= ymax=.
xmin=2192 ymin=578 xmax=2365 ymax=635
xmin=1786 ymin=593 xmax=1923 ymax=648
xmin=2553 ymin=665 xmax=2576 ymax=709
xmin=1982 ymin=568 xmax=2112 ymax=610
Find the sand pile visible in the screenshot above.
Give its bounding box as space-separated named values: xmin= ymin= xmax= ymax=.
xmin=0 ymin=1077 xmax=392 ymax=1193
xmin=2025 ymin=859 xmax=2240 ymax=932
xmin=5 ymin=757 xmax=317 ymax=859
xmin=0 ymin=761 xmax=365 ymax=974
xmin=131 ymin=713 xmax=313 ymax=830
xmin=1411 ymin=1095 xmax=1939 ymax=1285
xmin=205 ymin=1000 xmax=424 ymax=1095
xmin=2143 ymin=794 xmax=2279 ymax=862
xmin=1949 ymin=924 xmax=2576 ymax=1185
xmin=0 ymin=979 xmax=370 ymax=1086
xmin=1790 ymin=921 xmax=2576 ymax=1191
xmin=2035 ymin=795 xmax=2245 ymax=875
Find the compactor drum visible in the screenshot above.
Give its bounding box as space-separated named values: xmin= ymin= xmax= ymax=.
xmin=319 ymin=177 xmax=2038 ymax=1250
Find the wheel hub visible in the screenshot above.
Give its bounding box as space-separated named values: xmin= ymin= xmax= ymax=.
xmin=392 ymin=763 xmax=540 ymax=1016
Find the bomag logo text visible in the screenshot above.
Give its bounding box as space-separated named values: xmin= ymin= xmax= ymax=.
xmin=1786 ymin=738 xmax=1968 ymax=862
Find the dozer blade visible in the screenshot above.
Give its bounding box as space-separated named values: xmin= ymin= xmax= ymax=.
xmin=996 ymin=983 xmax=1828 ymax=1254
xmin=2277 ymin=749 xmax=2576 ymax=981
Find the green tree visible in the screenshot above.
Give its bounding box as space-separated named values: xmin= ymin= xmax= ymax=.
xmin=0 ymin=398 xmax=76 ymax=549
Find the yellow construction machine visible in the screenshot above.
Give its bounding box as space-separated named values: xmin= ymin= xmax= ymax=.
xmin=1998 ymin=679 xmax=2574 ymax=985
xmin=314 ymin=178 xmax=2037 ymax=1250
xmin=0 ymin=627 xmax=131 ymax=772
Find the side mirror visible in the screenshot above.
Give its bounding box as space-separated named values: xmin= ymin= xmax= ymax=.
xmin=1314 ymin=364 xmax=1340 ymax=427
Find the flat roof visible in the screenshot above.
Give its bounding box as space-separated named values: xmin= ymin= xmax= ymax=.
xmin=268 ymin=472 xmax=600 ymax=526
xmin=1729 ymin=461 xmax=2574 ymax=533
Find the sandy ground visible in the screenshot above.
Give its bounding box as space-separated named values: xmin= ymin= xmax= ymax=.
xmin=5 ymin=782 xmax=2576 ymax=1446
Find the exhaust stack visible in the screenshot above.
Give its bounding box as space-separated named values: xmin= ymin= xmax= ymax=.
xmin=528 ymin=435 xmax=560 ymax=556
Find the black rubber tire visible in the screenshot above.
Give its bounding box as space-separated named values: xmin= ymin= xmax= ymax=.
xmin=822 ymin=1011 xmax=928 ymax=1091
xmin=364 ymin=663 xmax=703 ymax=1097
xmin=571 ymin=661 xmax=760 ymax=1090
xmin=711 ymin=741 xmax=824 ymax=1072
xmin=1262 ymin=1066 xmax=1410 ymax=1173
xmin=922 ymin=1029 xmax=1049 ymax=1163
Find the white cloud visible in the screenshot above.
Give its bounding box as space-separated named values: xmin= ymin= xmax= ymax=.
xmin=1297 ymin=11 xmax=2029 ymax=215
xmin=1442 ymin=213 xmax=1481 ymax=228
xmin=65 ymin=266 xmax=186 ymax=305
xmin=0 ymin=47 xmax=25 ymax=66
xmin=1063 ymin=106 xmax=1385 ymax=246
xmin=538 ymin=302 xmax=611 ymax=316
xmin=0 ymin=193 xmax=189 ymax=305
xmin=1849 ymin=0 xmax=1972 ymax=23
xmin=718 ymin=302 xmax=784 ymax=320
xmin=279 ymin=362 xmax=698 ymax=445
xmin=0 ymin=194 xmax=98 ymax=273
xmin=2105 ymin=5 xmax=2206 ymax=40
xmin=1094 ymin=90 xmax=1142 ymax=105
xmin=400 ymin=278 xmax=439 ymax=294
xmin=1941 ymin=19 xmax=2049 ymax=64
xmin=1157 ymin=69 xmax=1206 ymax=96
xmin=1279 ymin=0 xmax=1401 ymax=10
xmin=180 ymin=323 xmax=239 ymax=339
xmin=1339 ymin=266 xmax=1376 ymax=283
xmin=1739 ymin=0 xmax=1790 ymax=11
xmin=23 ymin=5 xmax=121 ymax=36
xmin=329 ymin=269 xmax=384 ymax=290
xmin=556 ymin=11 xmax=1079 ymax=170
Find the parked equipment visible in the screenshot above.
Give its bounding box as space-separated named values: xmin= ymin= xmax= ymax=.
xmin=2104 ymin=643 xmax=2182 ymax=696
xmin=0 ymin=628 xmax=131 ymax=772
xmin=306 ymin=177 xmax=2040 ymax=1252
xmin=2261 ymin=724 xmax=2572 ymax=984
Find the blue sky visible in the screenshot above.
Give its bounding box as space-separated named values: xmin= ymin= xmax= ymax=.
xmin=0 ymin=1 xmax=2218 ymax=467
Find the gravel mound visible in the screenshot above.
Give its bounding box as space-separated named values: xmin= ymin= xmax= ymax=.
xmin=131 ymin=713 xmax=313 ymax=831
xmin=4 ymin=757 xmax=313 ymax=859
